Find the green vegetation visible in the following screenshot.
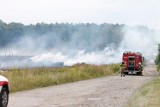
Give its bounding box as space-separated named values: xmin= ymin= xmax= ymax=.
xmin=155 ymin=44 xmax=160 ymax=65
xmin=155 ymin=55 xmax=160 ymax=65
xmin=0 ymin=64 xmax=120 ymax=93
xmin=126 ymin=77 xmax=160 ymax=107
xmin=157 ymin=65 xmax=160 ymax=72
xmin=156 ymin=44 xmax=160 ymax=72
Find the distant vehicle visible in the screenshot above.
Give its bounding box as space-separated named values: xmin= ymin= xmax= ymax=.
xmin=0 ymin=75 xmax=9 ymax=107
xmin=122 ymin=51 xmax=144 ymax=75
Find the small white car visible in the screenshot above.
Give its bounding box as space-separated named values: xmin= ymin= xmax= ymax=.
xmin=0 ymin=75 xmax=9 ymax=107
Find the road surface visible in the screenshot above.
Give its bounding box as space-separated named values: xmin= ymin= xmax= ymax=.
xmin=8 ymin=64 xmax=158 ymax=107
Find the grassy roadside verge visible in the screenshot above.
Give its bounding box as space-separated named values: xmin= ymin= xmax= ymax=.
xmin=0 ymin=64 xmax=119 ymax=93
xmin=126 ymin=68 xmax=160 ymax=107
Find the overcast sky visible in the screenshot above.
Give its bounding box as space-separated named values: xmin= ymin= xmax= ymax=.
xmin=0 ymin=0 xmax=160 ymax=29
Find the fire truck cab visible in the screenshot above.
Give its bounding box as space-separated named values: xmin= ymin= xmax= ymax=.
xmin=122 ymin=51 xmax=144 ymax=75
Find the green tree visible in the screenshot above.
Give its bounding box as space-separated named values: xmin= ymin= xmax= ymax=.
xmin=155 ymin=44 xmax=160 ymax=65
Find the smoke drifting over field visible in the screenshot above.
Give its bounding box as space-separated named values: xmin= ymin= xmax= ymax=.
xmin=0 ymin=22 xmax=159 ymax=68
xmin=31 ymin=26 xmax=159 ymax=66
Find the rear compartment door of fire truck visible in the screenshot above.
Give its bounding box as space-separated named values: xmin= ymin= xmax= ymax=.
xmin=128 ymin=56 xmax=135 ymax=70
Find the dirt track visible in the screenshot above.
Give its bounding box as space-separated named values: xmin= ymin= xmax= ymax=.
xmin=8 ymin=64 xmax=158 ymax=107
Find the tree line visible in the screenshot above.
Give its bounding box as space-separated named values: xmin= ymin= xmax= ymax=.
xmin=0 ymin=20 xmax=151 ymax=52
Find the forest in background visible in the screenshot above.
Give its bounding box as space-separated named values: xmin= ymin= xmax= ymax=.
xmin=0 ymin=20 xmax=152 ymax=55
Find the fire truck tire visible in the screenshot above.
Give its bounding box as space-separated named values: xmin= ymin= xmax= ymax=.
xmin=125 ymin=72 xmax=128 ymax=75
xmin=0 ymin=87 xmax=9 ymax=107
xmin=138 ymin=72 xmax=143 ymax=76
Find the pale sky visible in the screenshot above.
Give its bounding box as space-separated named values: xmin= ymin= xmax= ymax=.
xmin=0 ymin=0 xmax=160 ymax=29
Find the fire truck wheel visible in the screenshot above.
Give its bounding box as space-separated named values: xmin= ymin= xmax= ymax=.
xmin=0 ymin=87 xmax=9 ymax=107
xmin=125 ymin=72 xmax=128 ymax=75
xmin=138 ymin=72 xmax=143 ymax=76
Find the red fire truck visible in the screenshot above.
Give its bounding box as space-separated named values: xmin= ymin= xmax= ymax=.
xmin=122 ymin=51 xmax=144 ymax=75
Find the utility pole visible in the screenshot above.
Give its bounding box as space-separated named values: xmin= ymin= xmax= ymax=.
xmin=4 ymin=48 xmax=13 ymax=56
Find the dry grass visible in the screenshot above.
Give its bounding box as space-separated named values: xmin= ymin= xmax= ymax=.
xmin=0 ymin=64 xmax=120 ymax=93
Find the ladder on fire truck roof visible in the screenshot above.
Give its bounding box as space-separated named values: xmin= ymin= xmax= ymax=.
xmin=124 ymin=51 xmax=142 ymax=55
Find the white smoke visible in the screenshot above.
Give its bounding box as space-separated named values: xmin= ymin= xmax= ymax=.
xmin=0 ymin=25 xmax=159 ymax=68
xmin=31 ymin=52 xmax=66 ymax=63
xmin=120 ymin=27 xmax=159 ymax=63
xmin=30 ymin=46 xmax=121 ymax=66
xmin=30 ymin=26 xmax=159 ymax=66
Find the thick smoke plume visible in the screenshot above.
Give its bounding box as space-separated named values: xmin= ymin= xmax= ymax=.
xmin=0 ymin=21 xmax=159 ymax=68
xmin=31 ymin=26 xmax=159 ymax=66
